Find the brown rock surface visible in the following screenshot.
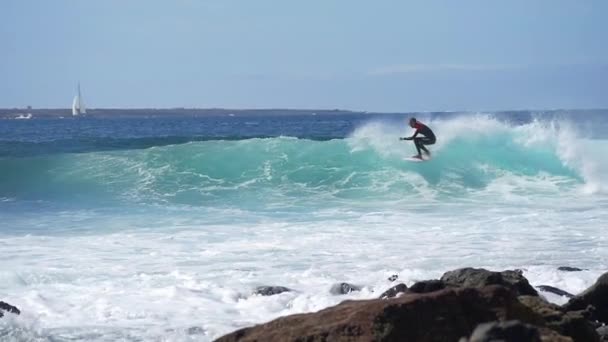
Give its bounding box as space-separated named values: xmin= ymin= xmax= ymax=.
xmin=216 ymin=285 xmax=543 ymax=342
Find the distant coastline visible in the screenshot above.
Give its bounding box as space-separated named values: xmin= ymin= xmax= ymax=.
xmin=0 ymin=108 xmax=365 ymax=119
xmin=1 ymin=107 xmax=607 ymax=119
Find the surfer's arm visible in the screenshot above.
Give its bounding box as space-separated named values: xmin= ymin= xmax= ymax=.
xmin=399 ymin=129 xmax=419 ymax=140
xmin=404 ymin=130 xmax=419 ymax=140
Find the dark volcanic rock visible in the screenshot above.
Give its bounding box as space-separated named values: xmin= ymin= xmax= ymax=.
xmin=409 ymin=279 xmax=446 ymax=294
xmin=216 ymin=285 xmax=545 ymax=342
xmin=387 ymin=274 xmax=398 ymax=282
xmin=564 ymin=272 xmax=608 ymax=324
xmin=538 ymin=285 xmax=575 ymax=299
xmin=465 ymin=320 xmax=541 ymax=342
xmin=519 ymin=296 xmax=564 ymax=322
xmin=559 ymin=267 xmax=585 ymax=272
xmin=0 ymin=301 xmax=20 ymax=318
xmin=557 ymin=310 xmax=601 ymax=342
xmin=519 ymin=295 xmax=599 ymax=342
xmin=330 ymin=282 xmax=361 ymax=295
xmin=597 ymin=325 xmax=608 ymax=341
xmin=379 ymin=283 xmax=407 ymax=299
xmin=253 ymin=286 xmax=292 ymax=296
xmin=441 ymin=268 xmax=538 ymax=296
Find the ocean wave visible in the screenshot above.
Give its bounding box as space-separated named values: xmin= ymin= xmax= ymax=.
xmin=0 ymin=115 xmax=605 ymax=207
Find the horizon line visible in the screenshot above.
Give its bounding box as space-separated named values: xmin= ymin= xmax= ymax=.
xmin=1 ymin=106 xmax=608 ymax=114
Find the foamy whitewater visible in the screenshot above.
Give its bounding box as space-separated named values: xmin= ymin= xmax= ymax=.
xmin=1 ymin=111 xmax=607 ymax=341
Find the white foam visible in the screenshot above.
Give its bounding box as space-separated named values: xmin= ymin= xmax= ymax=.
xmin=1 ymin=203 xmax=607 ymax=340
xmin=347 ymin=114 xmax=608 ymax=194
xmin=348 ymin=121 xmax=407 ymax=158
xmin=513 ymin=119 xmax=608 ymax=194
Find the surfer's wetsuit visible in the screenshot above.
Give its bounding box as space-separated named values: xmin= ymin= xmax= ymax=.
xmin=412 ymin=122 xmax=436 ymax=156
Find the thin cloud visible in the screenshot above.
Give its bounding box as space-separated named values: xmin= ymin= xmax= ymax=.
xmin=368 ymin=63 xmax=522 ymax=76
xmin=369 ymin=60 xmax=608 ymax=76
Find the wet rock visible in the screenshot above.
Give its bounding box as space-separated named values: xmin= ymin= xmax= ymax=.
xmin=441 ymin=267 xmax=538 ymax=296
xmin=379 ymin=283 xmax=407 ymax=299
xmin=558 ymin=310 xmax=601 ymax=342
xmin=538 ymin=285 xmax=575 ymax=298
xmin=186 ymin=326 xmax=206 ymax=335
xmin=519 ymin=296 xmax=564 ymax=322
xmin=387 ymin=274 xmax=398 ymax=282
xmin=408 ymin=279 xmax=446 ymax=294
xmin=330 ymin=282 xmax=361 ymax=295
xmin=0 ymin=301 xmax=20 ymax=318
xmin=216 ymin=285 xmax=545 ymax=342
xmin=501 ymin=269 xmax=539 ymax=296
xmin=538 ymin=330 xmax=576 ymax=341
xmin=519 ymin=296 xmax=599 ymax=342
xmin=559 ymin=267 xmax=585 ymax=272
xmin=463 ymin=320 xmax=576 ymax=342
xmin=563 ymin=272 xmax=608 ymax=324
xmin=597 ymin=325 xmax=608 ymax=341
xmin=253 ymin=286 xmax=292 ymax=296
xmin=465 ymin=320 xmax=541 ymax=342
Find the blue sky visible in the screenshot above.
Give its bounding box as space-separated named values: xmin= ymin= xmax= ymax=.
xmin=1 ymin=0 xmax=607 ymax=111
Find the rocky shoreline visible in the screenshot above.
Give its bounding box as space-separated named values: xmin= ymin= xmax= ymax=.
xmin=216 ymin=267 xmax=608 ymax=342
xmin=1 ymin=267 xmax=605 ymax=341
xmin=0 ymin=301 xmax=20 ymax=318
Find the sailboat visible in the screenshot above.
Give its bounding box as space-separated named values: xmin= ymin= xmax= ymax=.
xmin=72 ymin=83 xmax=86 ymax=116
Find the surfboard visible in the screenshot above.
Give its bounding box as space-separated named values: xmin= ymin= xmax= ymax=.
xmin=404 ymin=156 xmax=430 ymax=162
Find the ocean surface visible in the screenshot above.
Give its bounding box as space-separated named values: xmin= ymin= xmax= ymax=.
xmin=1 ymin=110 xmax=607 ymax=341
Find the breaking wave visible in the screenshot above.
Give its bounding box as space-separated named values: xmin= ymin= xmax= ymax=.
xmin=1 ymin=115 xmax=606 ymax=208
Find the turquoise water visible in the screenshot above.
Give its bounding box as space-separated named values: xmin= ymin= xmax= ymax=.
xmin=0 ymin=122 xmax=589 ymax=207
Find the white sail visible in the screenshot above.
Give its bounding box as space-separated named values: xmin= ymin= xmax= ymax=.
xmin=72 ymin=95 xmax=80 ymax=116
xmin=72 ymin=83 xmax=86 ymax=115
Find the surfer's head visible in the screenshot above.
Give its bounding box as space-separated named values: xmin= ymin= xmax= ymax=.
xmin=409 ymin=118 xmax=417 ymax=128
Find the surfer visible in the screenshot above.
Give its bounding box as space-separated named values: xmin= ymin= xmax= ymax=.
xmin=400 ymin=118 xmax=436 ymax=159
